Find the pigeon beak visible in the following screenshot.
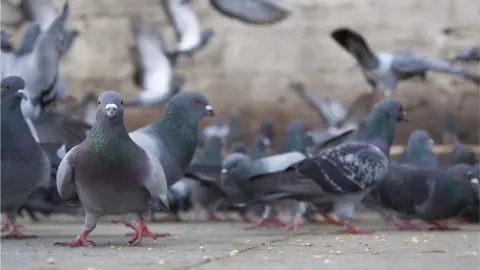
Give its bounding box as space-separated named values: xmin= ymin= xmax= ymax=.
xmin=221 ymin=168 xmax=228 ymax=175
xmin=470 ymin=178 xmax=479 ymax=185
xmin=157 ymin=195 xmax=169 ymax=211
xmin=205 ymin=105 xmax=215 ymax=116
xmin=15 ymin=89 xmax=27 ymax=100
xmin=105 ymin=103 xmax=118 ymax=118
xmin=398 ymin=110 xmax=408 ymax=122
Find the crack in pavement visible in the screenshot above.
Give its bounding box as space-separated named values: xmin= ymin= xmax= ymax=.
xmin=178 ymin=228 xmax=321 ymax=270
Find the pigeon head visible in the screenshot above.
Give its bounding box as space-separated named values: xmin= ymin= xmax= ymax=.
xmin=364 ymin=99 xmax=407 ymax=155
xmin=230 ymin=141 xmax=248 ymax=154
xmin=163 ymin=91 xmax=215 ymax=120
xmin=260 ymin=118 xmax=275 ymax=141
xmin=96 ymin=91 xmax=125 ymax=122
xmin=448 ymin=164 xmax=480 ymax=192
xmin=407 ymin=130 xmax=434 ymax=151
xmin=221 ymin=153 xmax=251 ymax=185
xmin=1 ymin=76 xmax=27 ymax=108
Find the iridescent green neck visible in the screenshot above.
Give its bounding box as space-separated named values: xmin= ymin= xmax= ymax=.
xmin=364 ymin=112 xmax=396 ymax=153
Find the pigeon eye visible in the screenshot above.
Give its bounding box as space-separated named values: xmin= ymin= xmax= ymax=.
xmin=193 ymin=97 xmax=200 ymax=104
xmin=97 ymin=100 xmax=101 ymax=105
xmin=121 ymin=100 xmax=124 ymax=105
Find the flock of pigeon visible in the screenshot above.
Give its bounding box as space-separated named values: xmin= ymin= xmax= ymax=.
xmin=1 ymin=0 xmax=480 ymax=248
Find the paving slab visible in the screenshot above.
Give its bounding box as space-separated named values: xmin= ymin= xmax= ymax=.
xmin=1 ymin=215 xmax=479 ymax=270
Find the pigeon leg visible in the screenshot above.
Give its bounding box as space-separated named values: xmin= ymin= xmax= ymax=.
xmin=319 ymin=213 xmax=345 ymax=226
xmin=207 ymin=211 xmax=223 ymax=221
xmin=1 ymin=211 xmax=37 ymax=239
xmin=1 ymin=220 xmax=12 ymax=232
xmin=124 ymin=220 xmax=144 ymax=245
xmin=245 ymin=206 xmax=287 ymax=230
xmin=391 ymin=217 xmax=422 ymax=231
xmin=338 ymin=222 xmax=371 ymax=234
xmin=334 ymin=201 xmax=370 ymax=234
xmin=238 ymin=211 xmax=257 ymax=223
xmin=283 ymin=214 xmax=302 ymax=231
xmin=427 ymin=220 xmax=459 ymax=231
xmin=54 ymin=212 xmax=98 ymax=247
xmin=125 ymin=216 xmax=170 ymax=238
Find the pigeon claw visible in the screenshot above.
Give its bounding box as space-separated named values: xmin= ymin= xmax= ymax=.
xmin=338 ymin=223 xmax=371 ymax=235
xmin=245 ymin=216 xmax=287 ymax=230
xmin=427 ymin=220 xmax=459 ymax=231
xmin=125 ymin=217 xmax=170 ymax=239
xmin=319 ymin=213 xmax=345 ymax=226
xmin=54 ymin=230 xmax=94 ymax=247
xmin=391 ymin=218 xmax=422 ymax=231
xmin=1 ymin=224 xmax=37 ymax=239
xmin=283 ymin=216 xmax=302 ymax=231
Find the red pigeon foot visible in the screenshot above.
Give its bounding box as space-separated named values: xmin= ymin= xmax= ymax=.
xmin=245 ymin=216 xmax=287 ymax=230
xmin=54 ymin=229 xmax=94 ymax=247
xmin=338 ymin=223 xmax=371 ymax=234
xmin=1 ymin=224 xmax=37 ymax=239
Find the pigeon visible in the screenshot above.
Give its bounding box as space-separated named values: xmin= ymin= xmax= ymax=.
xmin=280 ymin=121 xmax=308 ymax=154
xmin=129 ymin=92 xmax=215 ymax=188
xmin=331 ymin=27 xmax=480 ymax=98
xmin=19 ymin=0 xmax=79 ymax=56
xmin=125 ymin=19 xmax=183 ymax=109
xmin=448 ymin=139 xmax=479 ymax=167
xmin=201 ymin=118 xmax=229 ymax=142
xmin=223 ymin=140 xmax=390 ymax=233
xmin=210 ymin=0 xmax=291 ymax=25
xmin=221 ymin=151 xmax=307 ymax=230
xmin=4 ymin=2 xmax=74 ymax=119
xmin=1 ymin=76 xmax=51 ymax=239
xmin=229 ymin=141 xmax=248 ymax=154
xmin=249 ymin=133 xmax=271 ymax=160
xmin=55 ymin=91 xmax=169 ymax=247
xmin=400 ymin=129 xmax=439 ymax=168
xmin=363 ymin=163 xmax=479 ymax=230
xmin=0 ymin=0 xmax=24 ymax=27
xmin=259 ymin=118 xmax=276 ymax=142
xmin=1 ymin=30 xmax=14 ymax=52
xmin=451 ymin=41 xmax=480 ymax=62
xmin=162 ymin=0 xmax=214 ymax=60
xmin=226 ymin=109 xmax=241 ymax=149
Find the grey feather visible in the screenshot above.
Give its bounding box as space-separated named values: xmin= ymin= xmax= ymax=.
xmin=210 ymin=0 xmax=290 ymax=25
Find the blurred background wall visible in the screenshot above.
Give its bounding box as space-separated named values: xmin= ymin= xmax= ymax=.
xmin=3 ymin=0 xmax=480 ymax=144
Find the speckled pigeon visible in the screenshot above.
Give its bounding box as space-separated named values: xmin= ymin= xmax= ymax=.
xmin=1 ymin=76 xmax=51 ymax=239
xmin=222 ymin=140 xmax=390 ymax=233
xmin=363 ymin=163 xmax=479 ymax=230
xmin=54 ymin=91 xmax=169 ymax=247
xmin=400 ymin=129 xmax=439 ymax=168
xmin=331 ymin=28 xmax=480 ymax=98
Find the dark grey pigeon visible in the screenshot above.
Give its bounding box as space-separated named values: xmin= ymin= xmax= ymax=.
xmin=221 ymin=151 xmax=307 ymax=230
xmin=125 ymin=19 xmax=183 ymax=109
xmin=331 ymin=28 xmax=480 ymax=98
xmin=448 ymin=139 xmax=479 ymax=167
xmin=400 ymin=129 xmax=439 ymax=168
xmin=54 ymin=91 xmax=168 ymax=247
xmin=161 ymin=0 xmax=214 ymax=61
xmin=452 ymin=41 xmax=480 ymax=62
xmin=129 ymin=92 xmax=215 ymax=188
xmin=1 ymin=76 xmax=51 ymax=239
xmin=223 ymin=141 xmax=390 ymax=233
xmin=4 ymin=2 xmax=74 ymax=119
xmin=363 ymin=163 xmax=479 ymax=230
xmin=210 ymin=0 xmax=291 ymax=25
xmin=20 ymin=0 xmax=79 ymax=56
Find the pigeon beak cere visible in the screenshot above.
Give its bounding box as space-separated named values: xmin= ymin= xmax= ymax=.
xmin=205 ymin=105 xmax=215 ymax=116
xmin=105 ymin=103 xmax=118 ymax=118
xmin=15 ymin=89 xmax=27 ymax=100
xmin=221 ymin=168 xmax=228 ymax=175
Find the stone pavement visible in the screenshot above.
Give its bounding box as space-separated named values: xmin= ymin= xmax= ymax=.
xmin=1 ymin=215 xmax=479 ymax=270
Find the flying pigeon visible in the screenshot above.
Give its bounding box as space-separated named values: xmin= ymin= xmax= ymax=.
xmin=1 ymin=76 xmax=51 ymax=239
xmin=223 ymin=140 xmax=390 ymax=233
xmin=19 ymin=0 xmax=79 ymax=56
xmin=210 ymin=0 xmax=291 ymax=25
xmin=331 ymin=27 xmax=480 ymax=98
xmin=400 ymin=129 xmax=439 ymax=168
xmin=161 ymin=0 xmax=214 ymax=61
xmin=125 ymin=19 xmax=184 ymax=110
xmin=3 ymin=2 xmax=75 ymax=119
xmin=55 ymin=91 xmax=169 ymax=247
xmin=451 ymin=41 xmax=480 ymax=62
xmin=363 ymin=163 xmax=479 ymax=230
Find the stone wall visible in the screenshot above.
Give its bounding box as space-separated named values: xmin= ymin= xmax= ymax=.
xmin=4 ymin=0 xmax=480 ymax=144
